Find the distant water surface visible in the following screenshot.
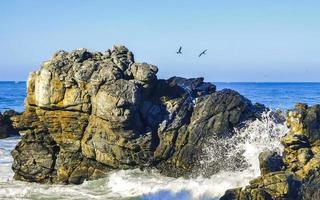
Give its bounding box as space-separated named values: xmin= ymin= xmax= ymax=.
xmin=215 ymin=82 xmax=320 ymax=110
xmin=1 ymin=82 xmax=320 ymax=112
xmin=0 ymin=81 xmax=26 ymax=112
xmin=0 ymin=81 xmax=320 ymax=111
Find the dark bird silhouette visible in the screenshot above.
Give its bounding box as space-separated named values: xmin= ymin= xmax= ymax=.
xmin=176 ymin=46 xmax=182 ymax=54
xmin=198 ymin=49 xmax=207 ymax=57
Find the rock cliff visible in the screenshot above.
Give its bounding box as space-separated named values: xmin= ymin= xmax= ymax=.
xmin=11 ymin=45 xmax=264 ymax=184
xmin=221 ymin=103 xmax=320 ymax=200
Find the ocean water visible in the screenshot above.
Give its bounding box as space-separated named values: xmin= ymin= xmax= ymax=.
xmin=215 ymin=82 xmax=320 ymax=110
xmin=0 ymin=82 xmax=26 ymax=113
xmin=0 ymin=81 xmax=320 ymax=200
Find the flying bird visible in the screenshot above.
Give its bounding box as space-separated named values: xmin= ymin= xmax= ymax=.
xmin=198 ymin=49 xmax=207 ymax=57
xmin=176 ymin=46 xmax=182 ymax=54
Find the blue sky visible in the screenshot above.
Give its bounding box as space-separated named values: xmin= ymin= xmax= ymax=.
xmin=0 ymin=0 xmax=319 ymax=81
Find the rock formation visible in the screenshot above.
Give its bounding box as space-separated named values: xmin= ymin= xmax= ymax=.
xmin=0 ymin=110 xmax=19 ymax=139
xmin=11 ymin=45 xmax=264 ymax=184
xmin=220 ymin=103 xmax=320 ymax=200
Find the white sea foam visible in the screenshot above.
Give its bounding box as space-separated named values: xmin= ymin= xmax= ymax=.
xmin=0 ymin=112 xmax=288 ymax=200
xmin=106 ymin=111 xmax=288 ymax=199
xmin=0 ymin=136 xmax=20 ymax=182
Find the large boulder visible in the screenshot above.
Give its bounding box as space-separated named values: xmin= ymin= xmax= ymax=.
xmin=11 ymin=45 xmax=264 ymax=184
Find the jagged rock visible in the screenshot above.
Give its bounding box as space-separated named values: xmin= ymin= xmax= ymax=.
xmin=221 ymin=104 xmax=320 ymax=200
xmin=153 ymin=88 xmax=263 ymax=177
xmin=221 ymin=172 xmax=301 ymax=200
xmin=0 ymin=110 xmax=20 ymax=139
xmin=11 ymin=45 xmax=263 ymax=184
xmin=167 ymin=76 xmax=216 ymax=97
xmin=282 ymin=104 xmax=320 ymax=179
xmin=300 ymin=168 xmax=320 ymax=200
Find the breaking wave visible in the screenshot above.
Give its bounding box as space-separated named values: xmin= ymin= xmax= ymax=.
xmin=0 ymin=111 xmax=287 ymax=200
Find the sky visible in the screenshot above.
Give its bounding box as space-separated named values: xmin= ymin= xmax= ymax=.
xmin=0 ymin=0 xmax=320 ymax=82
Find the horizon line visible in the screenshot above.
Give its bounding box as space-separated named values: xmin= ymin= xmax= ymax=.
xmin=1 ymin=81 xmax=320 ymax=84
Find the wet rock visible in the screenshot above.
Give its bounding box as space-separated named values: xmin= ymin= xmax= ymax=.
xmin=12 ymin=45 xmax=263 ymax=184
xmin=11 ymin=131 xmax=58 ymax=183
xmin=259 ymin=150 xmax=283 ymax=175
xmin=300 ymin=169 xmax=320 ymax=200
xmin=190 ymin=89 xmax=261 ymax=137
xmin=154 ymin=88 xmax=262 ymax=177
xmin=221 ymin=104 xmax=320 ymax=200
xmin=282 ymin=104 xmax=320 ymax=179
xmin=221 ymin=172 xmax=301 ymax=200
xmin=272 ymin=108 xmax=286 ymax=123
xmin=0 ymin=113 xmax=8 ymax=139
xmin=0 ymin=110 xmax=20 ymax=139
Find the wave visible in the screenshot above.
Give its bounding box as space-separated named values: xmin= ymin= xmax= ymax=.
xmin=0 ymin=112 xmax=287 ymax=200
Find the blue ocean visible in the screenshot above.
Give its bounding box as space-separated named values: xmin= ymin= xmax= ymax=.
xmin=215 ymin=82 xmax=320 ymax=110
xmin=0 ymin=81 xmax=319 ymax=200
xmin=1 ymin=81 xmax=320 ymax=112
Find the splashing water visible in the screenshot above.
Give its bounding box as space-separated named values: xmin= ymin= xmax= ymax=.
xmin=0 ymin=137 xmax=20 ymax=182
xmin=200 ymin=111 xmax=287 ymax=176
xmin=0 ymin=112 xmax=288 ymax=200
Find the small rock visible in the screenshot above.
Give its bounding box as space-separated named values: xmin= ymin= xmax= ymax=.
xmin=0 ymin=110 xmax=20 ymax=139
xmin=259 ymin=150 xmax=283 ymax=175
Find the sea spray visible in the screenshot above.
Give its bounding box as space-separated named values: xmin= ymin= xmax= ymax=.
xmin=0 ymin=111 xmax=288 ymax=200
xmin=106 ymin=111 xmax=288 ymax=199
xmin=0 ymin=137 xmax=19 ymax=182
xmin=200 ymin=111 xmax=287 ymax=176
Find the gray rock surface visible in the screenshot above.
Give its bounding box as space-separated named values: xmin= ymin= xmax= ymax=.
xmin=11 ymin=45 xmax=264 ymax=184
xmin=0 ymin=110 xmax=19 ymax=139
xmin=300 ymin=168 xmax=320 ymax=200
xmin=259 ymin=150 xmax=284 ymax=175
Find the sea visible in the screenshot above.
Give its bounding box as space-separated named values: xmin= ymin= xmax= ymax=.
xmin=1 ymin=81 xmax=320 ymax=200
